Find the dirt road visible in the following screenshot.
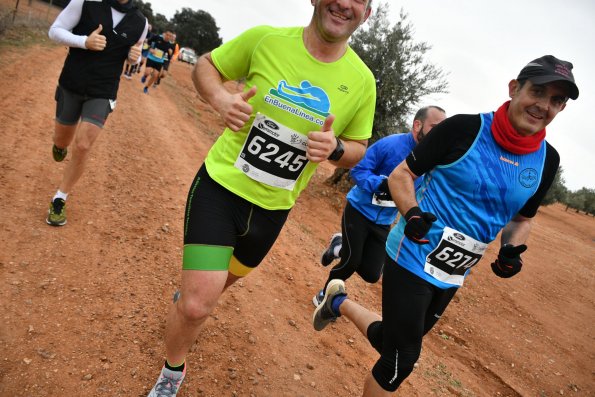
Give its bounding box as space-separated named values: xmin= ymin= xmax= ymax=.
xmin=0 ymin=36 xmax=594 ymax=396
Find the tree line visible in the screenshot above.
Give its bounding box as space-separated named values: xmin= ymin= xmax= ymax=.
xmin=40 ymin=0 xmax=223 ymax=55
xmin=543 ymin=167 xmax=595 ymax=216
xmin=134 ymin=0 xmax=222 ymax=55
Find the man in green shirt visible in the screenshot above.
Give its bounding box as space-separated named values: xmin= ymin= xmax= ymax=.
xmin=147 ymin=1 xmax=375 ymax=395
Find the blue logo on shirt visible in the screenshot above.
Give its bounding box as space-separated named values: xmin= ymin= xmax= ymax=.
xmin=519 ymin=168 xmax=538 ymax=188
xmin=269 ymin=80 xmax=330 ymax=116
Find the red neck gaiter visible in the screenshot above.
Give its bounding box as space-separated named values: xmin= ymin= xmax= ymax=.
xmin=491 ymin=101 xmax=545 ymax=154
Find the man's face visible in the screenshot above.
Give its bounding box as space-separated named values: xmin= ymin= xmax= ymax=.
xmin=312 ymin=0 xmax=371 ymax=43
xmin=507 ymin=79 xmax=568 ymax=136
xmin=413 ymin=108 xmax=446 ymax=142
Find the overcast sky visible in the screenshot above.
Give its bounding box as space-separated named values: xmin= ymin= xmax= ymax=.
xmin=151 ymin=0 xmax=594 ymax=191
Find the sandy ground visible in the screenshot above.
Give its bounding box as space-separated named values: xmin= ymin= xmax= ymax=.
xmin=0 ymin=22 xmax=594 ymax=397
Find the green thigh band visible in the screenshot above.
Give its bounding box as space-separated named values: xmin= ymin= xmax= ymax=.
xmin=183 ymin=244 xmax=233 ymax=271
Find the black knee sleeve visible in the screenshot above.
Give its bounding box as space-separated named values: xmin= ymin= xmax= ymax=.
xmin=366 ymin=320 xmax=383 ymax=354
xmin=371 ymin=347 xmax=420 ymax=392
xmin=358 ymin=268 xmax=382 ymax=284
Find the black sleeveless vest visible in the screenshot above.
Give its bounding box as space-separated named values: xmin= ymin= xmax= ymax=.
xmin=58 ymin=0 xmax=145 ymax=99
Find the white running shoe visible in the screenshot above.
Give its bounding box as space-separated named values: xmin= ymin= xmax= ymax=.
xmin=147 ymin=365 xmax=186 ymax=397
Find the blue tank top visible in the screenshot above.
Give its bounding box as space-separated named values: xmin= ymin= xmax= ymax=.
xmin=386 ymin=112 xmax=546 ymax=289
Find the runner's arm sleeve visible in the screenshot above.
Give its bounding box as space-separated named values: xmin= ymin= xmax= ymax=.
xmin=518 ymin=143 xmax=560 ymax=218
xmin=137 ymin=20 xmax=149 ymax=44
xmin=406 ymin=114 xmax=480 ymax=176
xmin=349 ymin=141 xmax=387 ymax=192
xmin=129 ymin=20 xmax=149 ymax=64
xmin=48 ymin=0 xmax=87 ymax=49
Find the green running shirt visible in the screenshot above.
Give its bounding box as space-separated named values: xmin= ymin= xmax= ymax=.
xmin=205 ymin=26 xmax=376 ymax=210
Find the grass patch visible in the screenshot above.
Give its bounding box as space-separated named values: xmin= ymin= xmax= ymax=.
xmin=424 ymin=362 xmax=475 ymax=396
xmin=0 ymin=24 xmax=52 ymax=49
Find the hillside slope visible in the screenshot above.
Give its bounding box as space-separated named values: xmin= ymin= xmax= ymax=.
xmin=0 ymin=40 xmax=594 ymax=397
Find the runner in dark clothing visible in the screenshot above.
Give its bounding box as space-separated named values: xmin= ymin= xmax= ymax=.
xmin=141 ymin=31 xmax=174 ymax=94
xmin=313 ymin=106 xmax=446 ymax=306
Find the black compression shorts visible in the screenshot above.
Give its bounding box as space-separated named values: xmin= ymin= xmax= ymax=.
xmin=183 ymin=165 xmax=290 ymax=276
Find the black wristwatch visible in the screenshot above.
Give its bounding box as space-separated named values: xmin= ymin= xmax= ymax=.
xmin=328 ymin=137 xmax=345 ymax=161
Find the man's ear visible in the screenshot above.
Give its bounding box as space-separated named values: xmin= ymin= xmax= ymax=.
xmin=508 ymin=79 xmax=520 ymax=98
xmin=362 ymin=5 xmax=372 ymax=23
xmin=412 ymin=119 xmax=422 ymax=134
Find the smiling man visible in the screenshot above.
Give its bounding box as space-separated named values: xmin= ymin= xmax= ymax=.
xmin=313 ymin=55 xmax=579 ymax=395
xmin=146 ymin=1 xmax=376 ymax=396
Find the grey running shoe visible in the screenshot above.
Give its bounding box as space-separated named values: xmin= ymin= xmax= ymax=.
xmin=312 ymin=289 xmax=324 ymax=307
xmin=173 ymin=290 xmax=181 ymax=303
xmin=52 ymin=144 xmax=67 ymax=162
xmin=312 ymin=279 xmax=346 ymax=331
xmin=46 ymin=198 xmax=66 ymax=226
xmin=321 ymin=233 xmax=342 ymax=266
xmin=147 ymin=365 xmax=186 ymax=397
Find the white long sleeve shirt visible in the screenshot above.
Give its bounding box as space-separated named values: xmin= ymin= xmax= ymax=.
xmin=49 ymin=0 xmax=148 ymax=56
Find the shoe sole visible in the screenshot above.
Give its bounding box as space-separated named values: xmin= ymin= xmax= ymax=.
xmin=312 ymin=279 xmax=345 ymax=331
xmin=46 ymin=218 xmax=66 ymax=226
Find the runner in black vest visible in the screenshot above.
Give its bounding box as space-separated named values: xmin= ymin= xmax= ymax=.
xmin=46 ymin=0 xmax=148 ymax=226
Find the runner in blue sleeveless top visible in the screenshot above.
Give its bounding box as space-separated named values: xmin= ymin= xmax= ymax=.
xmin=312 ymin=55 xmax=579 ymax=394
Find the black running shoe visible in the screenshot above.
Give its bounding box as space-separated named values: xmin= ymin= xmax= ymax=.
xmin=321 ymin=233 xmax=342 ymax=266
xmin=52 ymin=144 xmax=67 ymax=162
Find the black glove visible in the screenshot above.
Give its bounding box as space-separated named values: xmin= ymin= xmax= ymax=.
xmin=491 ymin=244 xmax=527 ymax=278
xmin=375 ymin=179 xmax=393 ymax=201
xmin=403 ymin=207 xmax=437 ymax=244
